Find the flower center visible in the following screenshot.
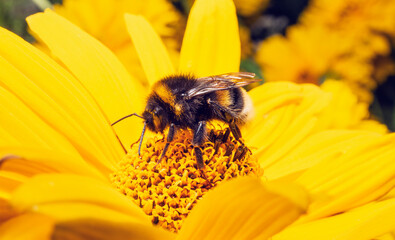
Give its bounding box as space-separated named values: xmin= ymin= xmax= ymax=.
xmin=110 ymin=127 xmax=263 ymax=232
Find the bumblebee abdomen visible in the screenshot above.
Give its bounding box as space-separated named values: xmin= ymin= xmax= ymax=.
xmin=211 ymin=88 xmax=253 ymax=124
xmin=239 ymin=88 xmax=254 ymax=123
xmin=214 ymin=90 xmax=233 ymax=108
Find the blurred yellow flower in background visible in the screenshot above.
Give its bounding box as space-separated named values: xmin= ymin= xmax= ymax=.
xmin=319 ymin=80 xmax=387 ymax=132
xmin=0 ymin=0 xmax=395 ymax=239
xmin=301 ymin=0 xmax=395 ymax=36
xmin=256 ymin=24 xmax=374 ymax=103
xmin=256 ymin=0 xmax=395 ymax=104
xmin=233 ymin=0 xmax=270 ymax=17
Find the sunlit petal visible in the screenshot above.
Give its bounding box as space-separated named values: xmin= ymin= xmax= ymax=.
xmin=0 ymin=198 xmax=16 ymax=222
xmin=246 ymin=83 xmax=331 ymax=168
xmin=264 ymin=130 xmax=382 ymax=180
xmin=0 ymin=213 xmax=53 ymax=240
xmin=10 ymin=174 xmax=145 ymax=219
xmin=0 ymin=83 xmax=80 ymax=158
xmin=27 ymin=9 xmax=146 ymax=148
xmin=8 ymin=174 xmax=174 ymax=239
xmin=273 ymin=198 xmax=395 ymax=240
xmin=0 ymin=147 xmax=107 ymax=183
xmin=179 ymin=0 xmax=240 ymax=76
xmin=296 ymin=134 xmax=395 ymax=222
xmin=125 ymin=14 xmax=175 ymax=85
xmin=177 ymin=177 xmax=308 ymax=239
xmin=0 ymin=26 xmax=123 ymax=173
xmin=43 ymin=204 xmax=175 ymax=240
xmin=0 ymin=172 xmax=26 ymax=199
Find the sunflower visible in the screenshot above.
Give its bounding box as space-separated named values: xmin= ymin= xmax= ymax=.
xmin=1 ymin=0 xmax=395 ymax=239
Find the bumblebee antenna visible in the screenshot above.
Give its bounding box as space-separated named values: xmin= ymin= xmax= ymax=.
xmin=138 ymin=121 xmax=147 ymax=156
xmin=111 ymin=113 xmax=143 ymax=126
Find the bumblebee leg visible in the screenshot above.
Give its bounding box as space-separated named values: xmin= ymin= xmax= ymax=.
xmin=158 ymin=123 xmax=176 ymax=164
xmin=192 ymin=121 xmax=207 ymax=169
xmin=229 ymin=118 xmax=242 ymax=141
xmin=192 ymin=121 xmax=207 ymax=146
xmin=194 ymin=147 xmax=204 ymax=169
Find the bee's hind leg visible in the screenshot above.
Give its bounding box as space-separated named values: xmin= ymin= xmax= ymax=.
xmin=226 ymin=116 xmax=242 ymax=142
xmin=192 ymin=121 xmax=207 ymax=169
xmin=192 ymin=121 xmax=212 ymax=186
xmin=158 ymin=123 xmax=176 ymax=164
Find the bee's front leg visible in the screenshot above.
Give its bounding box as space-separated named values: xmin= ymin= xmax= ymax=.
xmin=158 ymin=123 xmax=176 ymax=164
xmin=192 ymin=121 xmax=207 ymax=169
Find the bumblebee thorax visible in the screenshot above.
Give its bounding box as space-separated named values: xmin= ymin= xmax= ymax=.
xmin=152 ymin=82 xmax=175 ymax=106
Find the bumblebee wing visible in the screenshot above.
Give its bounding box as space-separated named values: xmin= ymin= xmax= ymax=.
xmin=186 ymin=72 xmax=260 ymax=98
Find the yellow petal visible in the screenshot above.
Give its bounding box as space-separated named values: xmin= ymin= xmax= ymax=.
xmin=0 ymin=213 xmax=54 ymax=240
xmin=0 ymin=172 xmax=26 ymax=199
xmin=39 ymin=203 xmax=174 ymax=240
xmin=52 ymin=0 xmax=116 ymax=38
xmin=34 ymin=202 xmax=144 ymax=224
xmin=125 ymin=14 xmax=175 ymax=86
xmin=177 ymin=177 xmax=308 ymax=239
xmin=246 ymin=83 xmax=331 ymax=168
xmin=27 ymin=9 xmax=146 ymax=148
xmin=0 ymin=147 xmax=107 ymax=183
xmin=375 ymin=233 xmax=395 ymax=240
xmin=264 ymin=130 xmax=382 ymax=181
xmin=0 ymin=26 xmax=123 ymax=173
xmin=296 ymin=134 xmax=395 ymax=222
xmin=354 ymin=120 xmax=389 ymax=134
xmin=10 ymin=174 xmax=146 ymax=221
xmin=273 ymin=198 xmax=395 ymax=240
xmin=247 ymin=82 xmax=303 ymax=116
xmin=7 ymin=173 xmax=174 ymax=239
xmin=0 ymin=198 xmax=17 ymax=221
xmin=0 ymin=64 xmax=81 ymax=159
xmin=245 ymin=82 xmax=304 ymax=149
xmin=179 ymin=0 xmax=240 ymax=77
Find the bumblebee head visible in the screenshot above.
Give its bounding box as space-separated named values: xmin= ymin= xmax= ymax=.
xmin=143 ymin=106 xmax=167 ymax=133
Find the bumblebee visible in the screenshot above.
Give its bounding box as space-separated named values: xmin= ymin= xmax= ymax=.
xmin=112 ymin=72 xmax=259 ymax=169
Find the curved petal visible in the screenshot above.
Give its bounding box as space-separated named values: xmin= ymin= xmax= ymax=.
xmin=296 ymin=134 xmax=395 ymax=223
xmin=7 ymin=173 xmax=174 ymax=239
xmin=0 ymin=171 xmax=26 ymax=199
xmin=0 ymin=83 xmax=82 ymax=158
xmin=0 ymin=147 xmax=107 ymax=183
xmin=177 ymin=177 xmax=308 ymax=239
xmin=10 ymin=174 xmax=146 ymax=220
xmin=41 ymin=203 xmax=175 ymax=240
xmin=246 ymin=83 xmax=332 ymax=169
xmin=273 ymin=198 xmax=395 ymax=240
xmin=0 ymin=27 xmax=123 ymax=173
xmin=0 ymin=145 xmax=110 ymax=198
xmin=179 ymin=0 xmax=240 ymax=77
xmin=0 ymin=198 xmax=17 ymax=221
xmin=0 ymin=213 xmax=54 ymax=240
xmin=27 ymin=9 xmax=146 ymax=148
xmin=263 ymin=130 xmax=382 ymax=181
xmin=125 ymin=14 xmax=175 ymax=86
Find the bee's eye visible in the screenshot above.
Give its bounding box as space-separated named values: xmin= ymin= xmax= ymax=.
xmin=154 ymin=107 xmax=162 ymax=116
